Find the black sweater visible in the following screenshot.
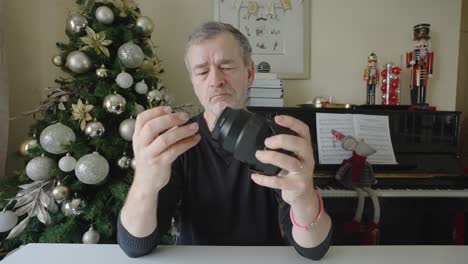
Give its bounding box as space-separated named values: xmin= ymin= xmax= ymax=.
xmin=117 ymin=113 xmax=332 ymax=259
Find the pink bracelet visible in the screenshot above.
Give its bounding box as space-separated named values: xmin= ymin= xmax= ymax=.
xmin=289 ymin=189 xmax=323 ymax=231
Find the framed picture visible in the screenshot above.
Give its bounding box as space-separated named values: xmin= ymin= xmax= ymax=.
xmin=213 ymin=0 xmax=311 ymax=79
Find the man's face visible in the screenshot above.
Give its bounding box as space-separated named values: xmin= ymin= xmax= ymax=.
xmin=187 ymin=32 xmax=254 ymax=118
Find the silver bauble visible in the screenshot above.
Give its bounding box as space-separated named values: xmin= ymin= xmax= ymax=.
xmin=51 ymin=54 xmax=65 ymax=67
xmin=40 ymin=123 xmax=76 ymax=154
xmin=115 ymin=71 xmax=134 ymax=89
xmin=117 ymin=42 xmax=145 ymax=68
xmin=119 ymin=118 xmax=136 ymax=141
xmin=58 ymin=153 xmax=77 ymax=172
xmin=82 ymin=226 xmax=100 ymax=244
xmin=147 ymin=89 xmax=163 ymax=107
xmin=96 ymin=65 xmax=109 ymax=78
xmin=51 ymin=182 xmax=70 ymax=202
xmin=117 ymin=155 xmax=131 ymax=169
xmin=103 ymin=93 xmax=127 ymax=114
xmin=66 ymin=14 xmax=88 ymax=33
xmin=84 ymin=121 xmax=105 ymax=138
xmin=136 ymin=16 xmax=154 ymax=36
xmin=131 ymin=158 xmax=136 ymax=170
xmin=66 ymin=51 xmax=92 ymax=74
xmin=134 ymin=103 xmax=145 ymax=115
xmin=61 ymin=196 xmax=86 ymax=216
xmin=75 ymin=152 xmax=109 ymax=185
xmin=25 ymin=155 xmax=56 ymax=181
xmin=95 ymin=6 xmax=114 ymax=24
xmin=135 ymin=80 xmax=148 ymax=94
xmin=0 ymin=211 xmax=18 ymax=233
xmin=19 ymin=138 xmax=39 ymax=157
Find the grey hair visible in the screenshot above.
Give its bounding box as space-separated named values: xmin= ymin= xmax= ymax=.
xmin=184 ymin=21 xmax=252 ymax=72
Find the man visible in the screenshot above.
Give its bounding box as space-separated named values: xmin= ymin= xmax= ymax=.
xmin=117 ymin=21 xmax=332 ymax=260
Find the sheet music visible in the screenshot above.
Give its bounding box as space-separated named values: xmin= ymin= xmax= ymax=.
xmin=316 ymin=113 xmax=397 ymax=165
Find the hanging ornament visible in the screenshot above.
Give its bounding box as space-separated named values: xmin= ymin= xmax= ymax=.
xmin=66 ymin=51 xmax=92 ymax=74
xmin=51 ymin=54 xmax=65 ymax=67
xmin=25 ymin=154 xmax=56 ymax=181
xmin=61 ymin=195 xmax=86 ymax=216
xmin=135 ymin=16 xmax=154 ymax=36
xmin=119 ymin=118 xmax=136 ymax=141
xmin=147 ymin=89 xmax=163 ymax=107
xmin=85 ymin=121 xmax=105 ymax=138
xmin=66 ymin=14 xmax=88 ymax=34
xmin=19 ymin=138 xmax=39 ymax=157
xmin=131 ymin=157 xmax=136 ymax=170
xmin=103 ymin=93 xmax=127 ymax=114
xmin=40 ymin=123 xmax=76 ymax=154
xmin=72 ymin=99 xmax=94 ymax=131
xmin=115 ymin=71 xmax=134 ymax=89
xmin=96 ymin=64 xmax=109 ymax=78
xmin=75 ymin=152 xmax=109 ymax=185
xmin=117 ymin=154 xmax=131 ymax=169
xmin=58 ymin=153 xmax=77 ymax=172
xmin=0 ymin=210 xmax=18 ymax=233
xmin=82 ymin=225 xmax=100 ymax=244
xmin=95 ymin=6 xmax=114 ymax=24
xmin=135 ymin=80 xmax=148 ymax=94
xmin=117 ymin=42 xmax=145 ymax=68
xmin=51 ymin=181 xmax=70 ymax=203
xmin=134 ymin=103 xmax=145 ymax=115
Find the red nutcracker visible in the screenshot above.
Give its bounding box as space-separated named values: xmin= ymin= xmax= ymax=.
xmin=380 ymin=63 xmax=401 ymax=105
xmin=363 ymin=53 xmax=379 ymax=104
xmin=406 ymin=24 xmax=434 ymax=105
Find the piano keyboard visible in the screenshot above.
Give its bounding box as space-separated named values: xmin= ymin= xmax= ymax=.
xmin=317 ymin=187 xmax=468 ymax=198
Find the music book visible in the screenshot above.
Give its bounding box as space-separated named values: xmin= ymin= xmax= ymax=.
xmin=315 ymin=113 xmax=397 ymax=165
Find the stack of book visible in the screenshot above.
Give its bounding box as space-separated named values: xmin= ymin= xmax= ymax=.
xmin=246 ymin=73 xmax=283 ymax=107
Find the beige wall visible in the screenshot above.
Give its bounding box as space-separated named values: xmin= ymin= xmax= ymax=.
xmin=4 ymin=0 xmax=463 ymax=177
xmin=457 ymin=0 xmax=468 ymax=121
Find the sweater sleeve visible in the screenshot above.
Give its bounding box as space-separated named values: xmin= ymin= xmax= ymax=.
xmin=117 ymin=212 xmax=159 ymax=258
xmin=275 ymin=189 xmax=332 ymax=260
xmin=117 ymin=157 xmax=184 ymax=258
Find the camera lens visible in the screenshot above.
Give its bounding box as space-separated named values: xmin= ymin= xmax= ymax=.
xmin=212 ymin=107 xmax=295 ymax=176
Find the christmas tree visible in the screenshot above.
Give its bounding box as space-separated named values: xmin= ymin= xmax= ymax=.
xmin=0 ymin=0 xmax=180 ymax=258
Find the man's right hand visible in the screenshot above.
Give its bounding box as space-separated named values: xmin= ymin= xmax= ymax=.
xmin=132 ymin=106 xmax=201 ymax=194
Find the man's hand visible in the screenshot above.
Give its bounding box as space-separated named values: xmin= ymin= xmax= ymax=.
xmin=250 ymin=115 xmax=315 ymax=207
xmin=132 ymin=106 xmax=201 ymax=194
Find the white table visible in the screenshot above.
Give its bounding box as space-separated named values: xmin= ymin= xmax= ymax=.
xmin=2 ymin=244 xmax=467 ymax=264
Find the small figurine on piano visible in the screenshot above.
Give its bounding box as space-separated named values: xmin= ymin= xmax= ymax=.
xmin=332 ymin=129 xmax=381 ymax=245
xmin=406 ymin=23 xmax=434 ymax=106
xmin=363 ymin=53 xmax=379 ymax=105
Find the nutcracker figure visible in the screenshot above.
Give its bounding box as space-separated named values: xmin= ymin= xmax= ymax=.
xmin=363 ymin=53 xmax=379 ymax=104
xmin=406 ymin=24 xmax=434 ymax=105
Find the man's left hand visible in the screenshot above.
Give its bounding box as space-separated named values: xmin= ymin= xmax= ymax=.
xmin=250 ymin=115 xmax=315 ymax=207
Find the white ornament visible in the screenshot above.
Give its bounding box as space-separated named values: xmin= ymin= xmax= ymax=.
xmin=119 ymin=118 xmax=136 ymax=141
xmin=131 ymin=158 xmax=136 ymax=170
xmin=75 ymin=152 xmax=109 ymax=185
xmin=134 ymin=103 xmax=145 ymax=115
xmin=40 ymin=123 xmax=76 ymax=154
xmin=61 ymin=196 xmax=86 ymax=216
xmin=26 ymin=155 xmax=56 ymax=181
xmin=66 ymin=51 xmax=92 ymax=74
xmin=135 ymin=80 xmax=148 ymax=94
xmin=115 ymin=72 xmax=134 ymax=89
xmin=0 ymin=210 xmax=18 ymax=233
xmin=95 ymin=6 xmax=114 ymax=24
xmin=82 ymin=226 xmax=100 ymax=244
xmin=118 ymin=42 xmax=145 ymax=68
xmin=58 ymin=153 xmax=77 ymax=172
xmin=85 ymin=121 xmax=105 ymax=138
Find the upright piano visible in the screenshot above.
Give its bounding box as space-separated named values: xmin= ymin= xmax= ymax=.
xmin=250 ymin=106 xmax=468 ymax=245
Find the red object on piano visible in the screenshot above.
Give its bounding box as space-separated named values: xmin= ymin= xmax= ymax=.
xmin=363 ymin=222 xmax=380 ymax=245
xmin=342 ymin=151 xmax=367 ymax=183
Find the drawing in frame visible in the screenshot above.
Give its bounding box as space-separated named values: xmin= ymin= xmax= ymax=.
xmin=213 ymin=0 xmax=311 ymax=79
